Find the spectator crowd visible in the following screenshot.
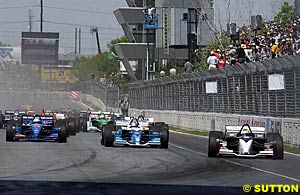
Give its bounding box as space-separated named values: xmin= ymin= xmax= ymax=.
xmin=207 ymin=17 xmax=300 ymax=70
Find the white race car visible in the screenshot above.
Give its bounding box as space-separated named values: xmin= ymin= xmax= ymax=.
xmin=208 ymin=124 xmax=284 ymax=159
xmin=87 ymin=111 xmax=101 ymax=132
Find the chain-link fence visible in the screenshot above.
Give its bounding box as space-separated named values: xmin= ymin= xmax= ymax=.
xmin=78 ymin=81 xmax=119 ymax=108
xmin=128 ymin=55 xmax=300 ymax=118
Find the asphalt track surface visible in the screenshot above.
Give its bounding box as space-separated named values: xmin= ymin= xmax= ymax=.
xmin=0 ymin=93 xmax=299 ymax=195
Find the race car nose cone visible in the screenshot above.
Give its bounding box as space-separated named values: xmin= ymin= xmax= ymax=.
xmin=32 ymin=126 xmax=41 ymax=138
xmin=131 ymin=130 xmax=142 ymax=144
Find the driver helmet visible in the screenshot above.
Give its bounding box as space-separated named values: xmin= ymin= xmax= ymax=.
xmin=33 ymin=118 xmax=41 ymax=123
xmin=130 ymin=118 xmax=139 ymax=127
xmin=99 ymin=114 xmax=105 ymax=119
xmin=240 ymin=127 xmax=250 ymax=135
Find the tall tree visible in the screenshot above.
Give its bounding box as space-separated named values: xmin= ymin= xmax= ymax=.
xmin=274 ymin=2 xmax=296 ymax=24
xmin=73 ymin=36 xmax=128 ymax=82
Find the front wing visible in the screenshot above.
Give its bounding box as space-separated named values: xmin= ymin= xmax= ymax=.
xmin=219 ymin=148 xmax=273 ymax=157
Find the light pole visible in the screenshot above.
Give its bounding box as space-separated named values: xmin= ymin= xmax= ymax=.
xmin=90 ymin=26 xmax=101 ymax=54
xmin=143 ymin=7 xmax=159 ymax=80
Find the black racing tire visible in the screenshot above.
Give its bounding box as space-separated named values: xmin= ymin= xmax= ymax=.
xmin=0 ymin=115 xmax=4 ymax=129
xmin=208 ymin=131 xmax=223 ymax=157
xmin=56 ymin=120 xmax=69 ymax=137
xmin=67 ymin=118 xmax=76 ymax=136
xmin=79 ymin=118 xmax=85 ymax=132
xmin=103 ymin=124 xmax=114 ymax=147
xmin=57 ymin=122 xmax=67 ymax=143
xmin=267 ymin=133 xmax=284 ymax=160
xmin=75 ymin=118 xmax=80 ymax=133
xmin=155 ymin=122 xmax=165 ymax=127
xmin=81 ymin=119 xmax=88 ymax=132
xmin=6 ymin=121 xmax=15 ymax=142
xmin=100 ymin=126 xmax=105 ymax=145
xmin=160 ymin=125 xmax=169 ymax=149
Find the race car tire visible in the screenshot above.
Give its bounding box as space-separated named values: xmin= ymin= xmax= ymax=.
xmin=58 ymin=123 xmax=67 ymax=143
xmin=160 ymin=126 xmax=169 ymax=149
xmin=267 ymin=133 xmax=284 ymax=160
xmin=208 ymin=131 xmax=223 ymax=157
xmin=103 ymin=124 xmax=114 ymax=147
xmin=0 ymin=114 xmax=4 ymax=128
xmin=82 ymin=121 xmax=88 ymax=132
xmin=56 ymin=119 xmax=69 ymax=137
xmin=75 ymin=118 xmax=80 ymax=133
xmin=67 ymin=118 xmax=76 ymax=136
xmin=100 ymin=126 xmax=104 ymax=145
xmin=155 ymin=122 xmax=165 ymax=127
xmin=6 ymin=122 xmax=15 ymax=142
xmin=153 ymin=122 xmax=168 ymax=132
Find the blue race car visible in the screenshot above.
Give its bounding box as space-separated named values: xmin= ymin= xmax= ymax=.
xmin=6 ymin=115 xmax=67 ymax=143
xmin=101 ymin=116 xmax=169 ymax=148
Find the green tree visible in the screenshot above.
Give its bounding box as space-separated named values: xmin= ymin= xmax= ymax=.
xmin=107 ymin=36 xmax=128 ymax=54
xmin=73 ymin=36 xmax=129 ymax=91
xmin=0 ymin=41 xmax=10 ymax=47
xmin=274 ymin=2 xmax=296 ymax=24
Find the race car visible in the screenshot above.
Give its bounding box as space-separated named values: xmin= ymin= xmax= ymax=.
xmin=208 ymin=124 xmax=284 ymax=159
xmin=6 ymin=115 xmax=67 ymax=143
xmin=85 ymin=111 xmax=114 ymax=132
xmin=100 ymin=115 xmax=169 ymax=148
xmin=3 ymin=110 xmax=17 ymax=127
xmin=86 ymin=111 xmax=102 ymax=132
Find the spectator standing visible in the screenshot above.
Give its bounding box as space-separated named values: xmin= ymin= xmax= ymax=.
xmin=236 ymin=44 xmax=247 ymax=64
xmin=271 ymin=39 xmax=278 ymax=58
xmin=227 ymin=45 xmax=236 ymax=66
xmin=218 ymin=55 xmax=226 ymax=68
xmin=214 ymin=49 xmax=221 ymax=60
xmin=184 ymin=60 xmax=194 ymax=73
xmin=207 ymin=51 xmax=218 ymax=70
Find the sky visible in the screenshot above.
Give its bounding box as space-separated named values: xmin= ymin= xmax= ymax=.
xmin=0 ymin=0 xmax=128 ymax=55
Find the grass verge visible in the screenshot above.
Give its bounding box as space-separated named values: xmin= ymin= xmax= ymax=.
xmin=284 ymin=144 xmax=300 ymax=154
xmin=170 ymin=126 xmax=209 ymax=137
xmin=170 ymin=126 xmax=300 ymax=154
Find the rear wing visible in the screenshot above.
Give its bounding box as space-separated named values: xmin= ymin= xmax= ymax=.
xmin=225 ymin=125 xmax=265 ymax=138
xmin=56 ymin=114 xmax=65 ymax=120
xmin=116 ymin=119 xmax=130 ymax=127
xmin=5 ymin=110 xmax=15 ymax=115
xmin=22 ymin=115 xmax=54 ymax=126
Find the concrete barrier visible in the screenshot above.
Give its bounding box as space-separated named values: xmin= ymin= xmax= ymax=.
xmin=80 ymin=93 xmax=121 ymax=112
xmin=130 ymin=108 xmax=300 ymax=146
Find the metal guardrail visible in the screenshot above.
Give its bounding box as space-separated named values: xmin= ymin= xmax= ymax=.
xmin=128 ymin=55 xmax=300 ymax=118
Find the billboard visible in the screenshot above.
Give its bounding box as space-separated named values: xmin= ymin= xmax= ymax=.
xmin=21 ymin=32 xmax=59 ymax=65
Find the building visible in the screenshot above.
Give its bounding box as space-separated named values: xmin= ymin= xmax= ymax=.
xmin=114 ymin=0 xmax=294 ymax=81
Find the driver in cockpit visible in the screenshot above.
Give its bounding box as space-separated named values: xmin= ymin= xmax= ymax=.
xmin=129 ymin=118 xmax=139 ymax=127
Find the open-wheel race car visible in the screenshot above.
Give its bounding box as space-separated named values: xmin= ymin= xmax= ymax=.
xmin=208 ymin=124 xmax=284 ymax=159
xmin=6 ymin=115 xmax=67 ymax=143
xmin=100 ymin=115 xmax=169 ymax=148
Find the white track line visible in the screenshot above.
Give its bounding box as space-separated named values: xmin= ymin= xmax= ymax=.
xmin=170 ymin=130 xmax=300 ymax=157
xmin=170 ymin=143 xmax=300 ymax=183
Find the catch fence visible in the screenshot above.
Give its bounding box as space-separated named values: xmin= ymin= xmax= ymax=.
xmin=128 ymin=55 xmax=300 ymax=118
